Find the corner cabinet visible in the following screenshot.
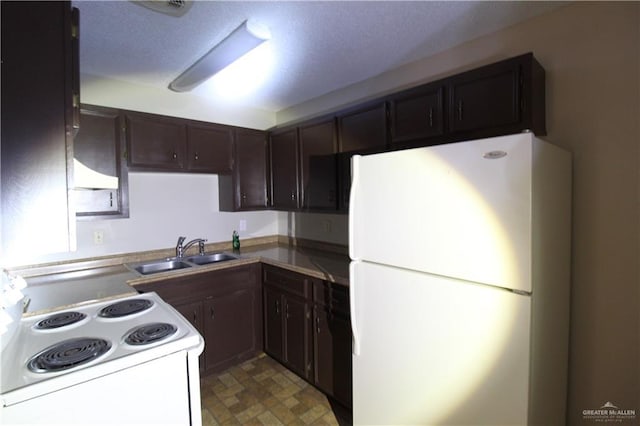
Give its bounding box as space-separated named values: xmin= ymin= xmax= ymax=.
xmin=218 ymin=128 xmax=270 ymax=211
xmin=269 ymin=128 xmax=300 ymax=210
xmin=262 ymin=265 xmax=352 ymax=408
xmin=135 ymin=264 xmax=262 ymax=375
xmin=299 ymin=119 xmax=338 ymax=211
xmin=1 ymin=1 xmax=79 ymax=256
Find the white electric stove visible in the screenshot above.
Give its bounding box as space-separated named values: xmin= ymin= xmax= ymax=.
xmin=1 ymin=289 xmax=204 ymax=425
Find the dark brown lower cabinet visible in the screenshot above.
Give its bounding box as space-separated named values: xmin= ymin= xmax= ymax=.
xmin=262 ymin=265 xmax=352 ymax=408
xmin=263 ymin=283 xmax=313 ymax=380
xmin=136 ymin=264 xmax=262 ymax=376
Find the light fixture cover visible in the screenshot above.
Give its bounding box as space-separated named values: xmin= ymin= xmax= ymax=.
xmin=169 ymin=19 xmax=270 ymax=92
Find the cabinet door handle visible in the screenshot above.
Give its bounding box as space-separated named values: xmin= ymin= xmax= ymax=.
xmin=194 ymin=152 xmax=199 ymax=161
xmin=290 ymin=192 xmax=296 ymax=201
xmin=275 ymin=300 xmax=280 ymax=314
xmin=172 ymin=152 xmax=178 ymax=160
xmin=316 ymin=316 xmax=320 ymax=334
xmin=210 ymin=306 xmax=215 ymax=320
xmin=285 ymin=303 xmax=290 ymax=319
xmin=192 ymin=310 xmax=198 ymax=323
xmin=457 ymin=100 xmax=463 ymax=121
xmin=428 ymin=107 xmax=434 ymax=127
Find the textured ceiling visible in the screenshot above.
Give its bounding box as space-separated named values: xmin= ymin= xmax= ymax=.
xmin=75 ymin=1 xmax=563 ymax=113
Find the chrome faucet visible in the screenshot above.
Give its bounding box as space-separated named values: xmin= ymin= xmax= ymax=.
xmin=175 ymin=236 xmax=207 ymax=258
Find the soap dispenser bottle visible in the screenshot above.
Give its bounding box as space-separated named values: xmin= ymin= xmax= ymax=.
xmin=232 ymin=230 xmax=240 ymax=252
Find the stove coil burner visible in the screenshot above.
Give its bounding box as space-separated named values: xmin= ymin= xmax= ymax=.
xmin=35 ymin=311 xmax=87 ymax=330
xmin=125 ymin=322 xmax=177 ymax=346
xmin=28 ymin=337 xmax=111 ymax=373
xmin=99 ymin=299 xmax=153 ymax=318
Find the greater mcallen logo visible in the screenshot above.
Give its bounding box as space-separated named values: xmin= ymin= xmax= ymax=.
xmin=583 ymin=401 xmax=636 ymax=423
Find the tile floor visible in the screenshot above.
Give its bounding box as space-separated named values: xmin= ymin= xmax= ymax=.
xmin=200 ymin=353 xmax=349 ymax=425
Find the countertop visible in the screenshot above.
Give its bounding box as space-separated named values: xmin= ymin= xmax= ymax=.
xmin=19 ymin=241 xmax=350 ymax=316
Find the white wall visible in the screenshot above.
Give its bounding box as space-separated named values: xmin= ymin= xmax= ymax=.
xmin=81 ymin=73 xmax=276 ymax=130
xmin=12 ymin=173 xmax=282 ymax=266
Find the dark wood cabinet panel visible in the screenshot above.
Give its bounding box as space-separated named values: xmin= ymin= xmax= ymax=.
xmin=314 ymin=308 xmax=352 ymax=407
xmin=337 ymin=102 xmax=388 ymax=153
xmin=73 ymin=104 xmax=129 ymax=219
xmin=1 ymin=1 xmax=76 ymax=255
xmin=390 ymin=86 xmax=445 ymax=145
xmin=174 ymin=300 xmax=205 ymax=372
xmin=204 ymin=287 xmax=257 ymax=371
xmin=219 ymin=128 xmax=269 ymax=211
xmin=448 ymin=53 xmax=545 ymax=138
xmin=125 ymin=112 xmax=186 ymax=171
xmin=283 ymin=296 xmax=312 ymax=379
xmin=299 ymin=119 xmax=338 ymax=211
xmin=186 ymin=123 xmax=233 ymax=173
xmin=263 ymin=286 xmax=285 ymax=360
xmin=270 ymin=128 xmax=300 ymax=210
xmin=136 ymin=264 xmax=262 ymax=376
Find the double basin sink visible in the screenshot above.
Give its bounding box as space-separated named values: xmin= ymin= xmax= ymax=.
xmin=127 ymin=252 xmax=239 ymax=276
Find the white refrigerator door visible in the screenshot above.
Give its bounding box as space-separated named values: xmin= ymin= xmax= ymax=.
xmin=350 ymin=261 xmax=531 ymax=425
xmin=350 ymin=133 xmax=539 ymax=293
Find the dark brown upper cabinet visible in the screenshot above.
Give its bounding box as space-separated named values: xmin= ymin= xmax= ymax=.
xmin=186 ymin=123 xmax=233 ymax=173
xmin=125 ymin=111 xmax=186 ymax=171
xmin=73 ymin=104 xmax=129 ymax=219
xmin=448 ymin=53 xmax=545 ymax=138
xmin=299 ymin=119 xmax=338 ymax=211
xmin=218 ymin=128 xmax=270 ymax=211
xmin=337 ymin=101 xmax=389 ymax=153
xmin=1 ymin=1 xmax=78 ymax=255
xmin=389 ymin=85 xmax=445 ymax=146
xmin=125 ymin=110 xmax=234 ymax=173
xmin=270 ymin=128 xmax=300 ymax=210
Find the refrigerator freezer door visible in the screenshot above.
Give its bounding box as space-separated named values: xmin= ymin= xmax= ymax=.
xmin=350 ymin=133 xmax=542 ymax=292
xmin=350 ymin=261 xmax=531 ymax=425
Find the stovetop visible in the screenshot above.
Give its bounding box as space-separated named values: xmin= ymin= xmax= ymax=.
xmin=1 ymin=291 xmax=203 ymax=406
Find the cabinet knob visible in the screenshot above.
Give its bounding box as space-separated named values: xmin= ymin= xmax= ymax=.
xmin=172 ymin=152 xmax=178 ymax=160
xmin=194 ymin=152 xmax=199 ymax=161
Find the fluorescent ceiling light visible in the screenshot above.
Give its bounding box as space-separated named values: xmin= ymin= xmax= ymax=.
xmin=169 ymin=19 xmax=270 ymax=92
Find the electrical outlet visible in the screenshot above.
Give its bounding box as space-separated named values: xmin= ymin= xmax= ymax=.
xmin=93 ymin=230 xmax=104 ymax=245
xmin=239 ymin=219 xmax=247 ymax=232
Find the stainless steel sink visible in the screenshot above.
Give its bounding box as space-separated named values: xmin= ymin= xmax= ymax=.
xmin=133 ymin=260 xmax=192 ymax=275
xmin=185 ymin=252 xmax=238 ymax=265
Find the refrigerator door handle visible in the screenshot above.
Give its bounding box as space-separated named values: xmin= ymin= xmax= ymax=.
xmin=349 ymin=261 xmax=361 ymax=356
xmin=348 ymin=155 xmax=362 ymax=261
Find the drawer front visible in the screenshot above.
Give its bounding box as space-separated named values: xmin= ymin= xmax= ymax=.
xmin=263 ymin=265 xmax=310 ymax=298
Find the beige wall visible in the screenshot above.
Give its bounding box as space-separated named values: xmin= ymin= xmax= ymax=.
xmin=282 ymin=2 xmax=640 ymax=423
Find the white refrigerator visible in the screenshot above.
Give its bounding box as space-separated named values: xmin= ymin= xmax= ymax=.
xmin=348 ymin=133 xmax=571 ymax=425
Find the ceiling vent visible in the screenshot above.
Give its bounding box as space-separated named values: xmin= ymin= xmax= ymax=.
xmin=132 ymin=0 xmax=193 ymax=18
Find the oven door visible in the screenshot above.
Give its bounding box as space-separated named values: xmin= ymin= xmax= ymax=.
xmin=2 ymin=350 xmax=197 ymax=425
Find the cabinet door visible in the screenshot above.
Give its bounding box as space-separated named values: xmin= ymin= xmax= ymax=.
xmin=204 ymin=288 xmax=257 ymax=371
xmin=283 ymin=296 xmax=312 ymax=380
xmin=174 ymin=300 xmax=205 ymax=372
xmin=186 ymin=123 xmax=233 ymax=173
xmin=1 ymin=1 xmax=75 ymax=257
xmin=125 ymin=112 xmax=186 ymax=170
xmin=263 ymin=286 xmax=284 ymax=361
xmin=337 ymin=102 xmax=388 ymax=153
xmin=236 ymin=128 xmax=269 ymax=209
xmin=390 ymin=86 xmax=444 ymax=144
xmin=270 ymin=128 xmax=300 ymax=210
xmin=73 ymin=105 xmax=129 ymax=219
xmin=314 ymin=308 xmax=352 ymax=407
xmin=299 ymin=119 xmax=337 ymax=211
xmin=448 ymin=59 xmax=521 ymax=136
